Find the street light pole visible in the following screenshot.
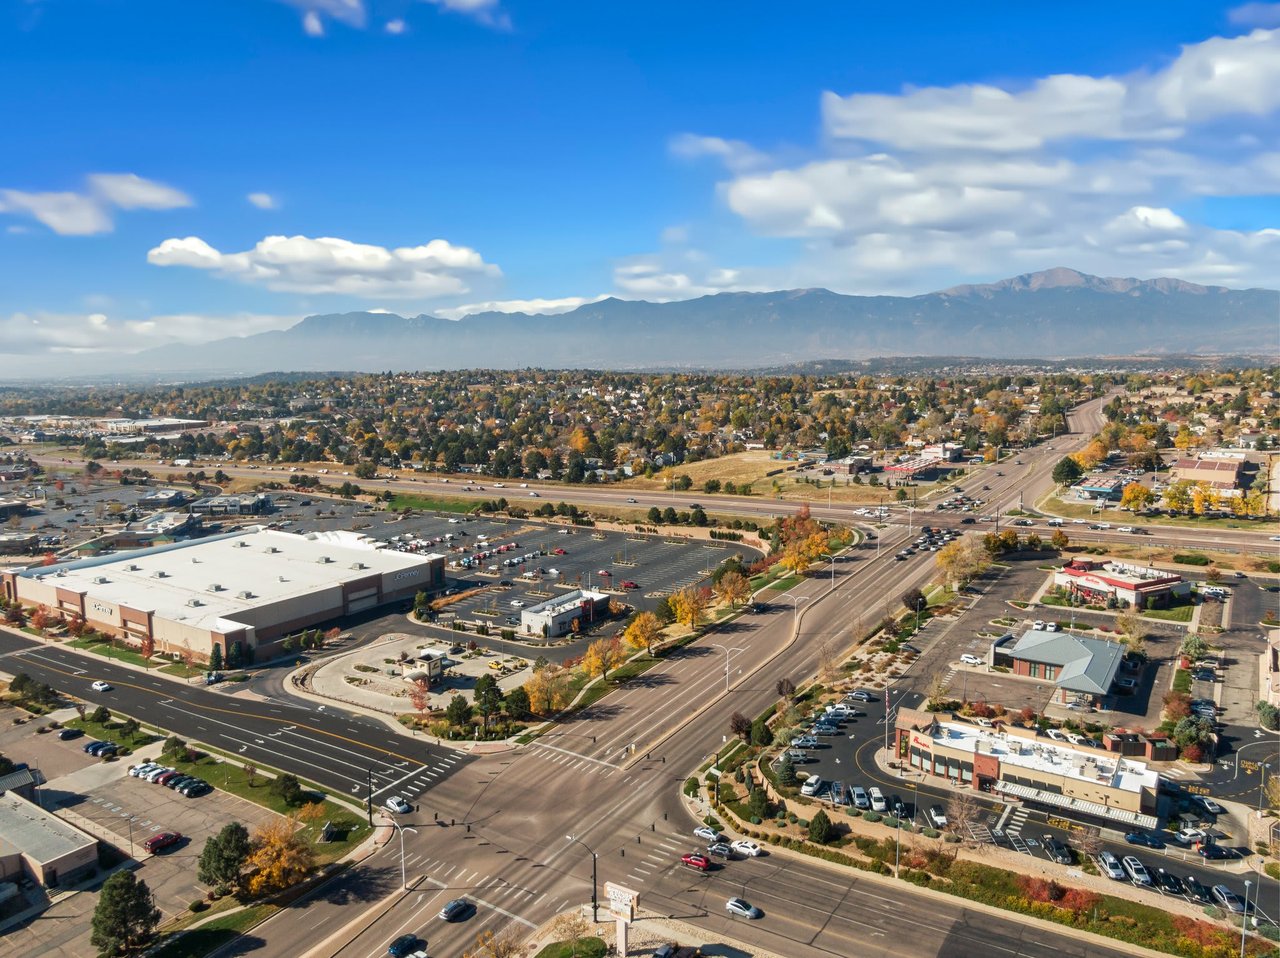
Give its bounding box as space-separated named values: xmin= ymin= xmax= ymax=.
xmin=789 ymin=594 xmax=810 ymax=633
xmin=711 ymin=643 xmax=745 ymax=693
xmin=1241 ymin=879 xmax=1252 ymax=957
xmin=392 ymin=822 xmax=419 ymax=889
xmin=565 ymin=834 xmax=599 ymax=923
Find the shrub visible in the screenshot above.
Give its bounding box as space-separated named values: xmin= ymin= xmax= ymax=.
xmin=189 ymin=900 xmax=208 ymax=913
xmin=864 ymin=812 xmax=883 ymax=823
xmin=1172 ymin=553 xmax=1210 ymax=566
xmin=923 ymin=828 xmax=940 ymax=838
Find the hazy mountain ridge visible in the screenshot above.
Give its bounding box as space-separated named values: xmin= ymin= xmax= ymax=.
xmin=121 ymin=268 xmax=1279 ymax=377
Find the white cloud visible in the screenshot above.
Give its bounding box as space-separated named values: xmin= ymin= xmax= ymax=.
xmin=147 ymin=233 xmax=501 ymax=298
xmin=434 ymin=295 xmax=606 ymax=320
xmin=672 ymin=26 xmax=1280 ymax=294
xmin=421 ymin=0 xmax=511 ymax=30
xmin=612 ymin=257 xmax=768 ymax=300
xmin=822 ymin=28 xmax=1280 ymax=152
xmin=0 ymin=173 xmax=192 ymax=236
xmin=274 ymin=0 xmax=366 ymax=35
xmin=669 ymin=133 xmax=768 ymax=171
xmin=1228 ymin=2 xmax=1280 ymax=28
xmin=0 ymin=310 xmax=299 ymax=356
xmin=385 ymin=18 xmax=406 ymax=34
xmin=247 ymin=192 xmax=279 ymax=209
xmin=660 ymin=225 xmax=690 ymax=245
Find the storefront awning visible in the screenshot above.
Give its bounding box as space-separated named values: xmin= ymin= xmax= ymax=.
xmin=994 ymin=780 xmax=1158 ymax=829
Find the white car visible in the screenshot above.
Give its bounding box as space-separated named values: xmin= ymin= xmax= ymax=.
xmin=1032 ymin=620 xmax=1046 ymax=630
xmin=90 ymin=680 xmax=112 ymax=692
xmin=959 ymin=653 xmax=984 ymax=666
xmin=384 ymin=796 xmax=412 ymax=814
xmin=731 ymin=839 xmax=762 ymax=858
xmin=1098 ymin=851 xmax=1126 ymax=880
xmin=1122 ymin=855 xmax=1152 ymax=886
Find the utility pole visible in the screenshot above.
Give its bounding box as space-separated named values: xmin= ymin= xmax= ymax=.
xmin=366 ymin=768 xmax=374 ymax=826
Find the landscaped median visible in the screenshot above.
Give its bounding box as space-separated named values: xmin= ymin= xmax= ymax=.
xmin=696 ymin=691 xmax=1278 ymax=958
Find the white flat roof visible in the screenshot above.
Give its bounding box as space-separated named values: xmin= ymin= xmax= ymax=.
xmin=0 ymin=792 xmax=96 ymax=864
xmin=23 ymin=527 xmax=442 ymax=635
xmin=928 ymin=721 xmax=1159 ymax=795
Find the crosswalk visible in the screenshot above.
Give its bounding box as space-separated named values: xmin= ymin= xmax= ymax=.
xmin=527 ymin=741 xmax=659 ymax=780
xmin=622 ymin=832 xmax=687 ymax=888
xmin=401 ymin=854 xmax=561 ymax=927
xmin=370 ymin=750 xmax=468 ymax=801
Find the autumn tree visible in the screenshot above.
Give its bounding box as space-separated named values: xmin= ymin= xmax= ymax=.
xmin=582 ymin=636 xmax=625 ymax=682
xmin=927 ymin=672 xmax=953 ymax=709
xmin=1119 ymin=482 xmax=1154 ymax=513
xmin=714 ymin=570 xmax=751 ymax=609
xmin=30 ymin=605 xmax=50 ymax=631
xmin=945 ymin=791 xmax=982 ymax=846
xmin=1191 ymin=482 xmax=1219 ymax=516
xmin=139 ymin=634 xmax=156 ymax=662
xmin=524 ymin=665 xmax=571 ymax=715
xmin=624 ymin=610 xmax=662 ymax=654
xmin=1050 ymin=529 xmax=1069 ymax=551
xmin=935 ymin=535 xmax=990 ymax=589
xmin=671 ymin=586 xmax=711 ymax=629
xmin=408 ymin=679 xmax=429 ymax=719
xmin=463 ymin=929 xmax=523 ymax=958
xmin=729 ymin=711 xmax=751 ymax=741
xmin=1163 ymin=480 xmax=1193 ymax=514
xmin=245 ymin=815 xmax=315 ymax=896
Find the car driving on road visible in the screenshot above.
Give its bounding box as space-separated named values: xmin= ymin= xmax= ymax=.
xmin=725 ymin=898 xmax=762 ymax=919
xmin=90 ymin=680 xmax=112 ymax=692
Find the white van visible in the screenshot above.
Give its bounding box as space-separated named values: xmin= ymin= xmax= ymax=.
xmin=868 ymin=786 xmax=887 ymax=813
xmin=800 ymin=776 xmax=823 ymax=797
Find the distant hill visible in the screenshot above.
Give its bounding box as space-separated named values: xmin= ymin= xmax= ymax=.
xmin=129 ymin=268 xmax=1277 ymax=377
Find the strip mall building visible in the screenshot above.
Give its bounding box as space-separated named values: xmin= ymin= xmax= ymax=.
xmin=1 ymin=527 xmax=444 ymax=664
xmin=894 ymin=707 xmax=1160 ymax=827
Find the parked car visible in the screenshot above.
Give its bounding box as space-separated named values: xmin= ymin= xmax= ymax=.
xmin=1098 ymin=851 xmax=1126 ymax=880
xmin=693 ymin=826 xmax=723 ymax=843
xmin=846 ymin=690 xmax=876 ymax=702
xmin=143 ymin=831 xmax=183 ymax=854
xmin=1156 ymin=870 xmax=1186 ymax=897
xmin=680 ymin=853 xmax=710 ymax=871
xmin=868 ymin=787 xmax=887 ymax=813
xmin=1122 ymin=855 xmax=1152 ymax=886
xmin=1125 ymin=831 xmax=1166 ymax=849
xmin=180 ymin=780 xmax=212 ymax=797
xmin=959 ymin=653 xmax=984 ymax=666
xmin=1198 ymin=842 xmax=1234 ymax=860
xmin=1043 ymin=835 xmax=1073 ymax=864
xmin=1183 ymin=876 xmax=1213 ymax=904
xmin=1211 ymin=884 xmax=1245 ymax=913
xmin=165 ymin=774 xmax=197 ymax=790
xmin=849 ymin=785 xmax=870 ymax=810
xmin=790 ymin=735 xmax=818 ymax=749
xmin=927 ymin=805 xmax=948 ymax=828
xmin=1197 ymin=796 xmax=1225 ymax=816
xmin=57 ymin=727 xmax=84 ymax=741
xmin=725 ymin=898 xmax=762 ymax=919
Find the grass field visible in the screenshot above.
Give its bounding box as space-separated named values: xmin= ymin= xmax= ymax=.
xmin=150 ymin=904 xmax=278 ymax=958
xmin=1039 ymin=494 xmax=1280 ymax=535
xmin=69 ymin=635 xmax=162 ymax=670
xmin=388 ymin=492 xmax=477 ymax=513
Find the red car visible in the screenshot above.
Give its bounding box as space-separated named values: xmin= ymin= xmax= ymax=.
xmin=553 ymin=548 xmax=566 ymax=555
xmin=143 ymin=831 xmax=183 ymax=854
xmin=681 ymin=853 xmax=710 ymax=871
xmin=598 ymin=569 xmax=612 ymax=576
xmin=621 ymin=581 xmax=639 ymax=590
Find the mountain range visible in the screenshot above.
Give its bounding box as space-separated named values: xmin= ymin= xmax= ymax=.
xmin=118 ymin=268 xmax=1280 ymax=377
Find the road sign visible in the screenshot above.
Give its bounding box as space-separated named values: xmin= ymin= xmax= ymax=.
xmin=604 ymin=881 xmax=637 ymax=923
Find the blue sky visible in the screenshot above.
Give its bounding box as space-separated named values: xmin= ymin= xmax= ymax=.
xmin=2 ymin=0 xmax=1278 ymax=364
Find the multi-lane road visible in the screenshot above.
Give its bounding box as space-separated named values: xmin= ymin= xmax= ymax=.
xmin=5 ymin=391 xmax=1278 ymax=958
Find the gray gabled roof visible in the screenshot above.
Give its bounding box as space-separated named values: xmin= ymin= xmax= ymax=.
xmin=1008 ymin=629 xmax=1126 ymax=695
xmin=0 ymin=767 xmax=38 ymax=793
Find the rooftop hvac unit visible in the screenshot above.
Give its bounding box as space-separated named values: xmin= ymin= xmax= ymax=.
xmin=126 ymin=564 xmax=140 ymax=571
xmin=350 ymin=562 xmax=367 ymax=570
xmin=236 ymin=590 xmax=254 ymax=599
xmin=92 ymin=575 xmax=108 ymax=584
xmin=233 ymin=541 xmax=248 ymax=548
xmin=208 ymin=583 xmax=223 ymax=592
xmin=152 ymin=570 xmax=168 ymax=578
xmin=186 ymin=598 xmax=202 ymax=607
xmin=318 ymin=556 xmax=332 ymax=564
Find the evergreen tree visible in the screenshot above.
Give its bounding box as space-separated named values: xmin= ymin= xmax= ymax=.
xmin=197 ymin=822 xmax=251 ymax=889
xmin=91 ymin=870 xmax=160 ymax=956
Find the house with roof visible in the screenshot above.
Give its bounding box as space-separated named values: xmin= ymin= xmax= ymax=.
xmin=994 ymin=628 xmax=1128 ymax=706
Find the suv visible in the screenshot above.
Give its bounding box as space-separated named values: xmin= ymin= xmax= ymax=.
xmin=143 ymin=831 xmax=183 ymax=854
xmin=927 ymin=805 xmax=947 ymax=828
xmin=680 ymin=853 xmax=710 ymax=871
xmin=849 ymin=785 xmax=870 ymax=809
xmin=1122 ymin=855 xmax=1152 ymax=886
xmin=1098 ymin=851 xmax=1126 ymax=880
xmin=868 ymin=787 xmax=887 ymax=813
xmin=1042 ymin=835 xmax=1072 ymax=864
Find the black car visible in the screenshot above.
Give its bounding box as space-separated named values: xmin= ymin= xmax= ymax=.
xmin=438 ymin=897 xmax=471 ymax=921
xmin=181 ymin=781 xmax=212 ymax=797
xmin=58 ymin=727 xmax=84 ymax=740
xmin=165 ymin=775 xmax=197 ymax=790
xmin=707 ymin=842 xmax=734 ymax=859
xmin=1198 ymin=842 xmax=1234 ymax=860
xmin=388 ymin=934 xmax=421 ymax=958
xmin=1156 ymin=870 xmax=1186 ymax=897
xmin=1042 ymin=835 xmax=1072 ymax=865
xmin=1124 ymin=831 xmax=1166 ymax=849
xmin=83 ymin=740 xmax=106 ymax=753
xmin=1183 ymin=876 xmax=1212 ymax=904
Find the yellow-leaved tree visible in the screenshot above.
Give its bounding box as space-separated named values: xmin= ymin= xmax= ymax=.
xmin=582 ymin=637 xmax=625 ymax=682
xmin=245 ymin=815 xmax=315 ymax=897
xmin=671 ymin=586 xmax=712 ymax=628
xmin=523 ymin=665 xmax=571 ymax=715
xmin=624 ymin=611 xmax=663 ymax=654
xmin=1119 ymin=482 xmax=1154 ymax=512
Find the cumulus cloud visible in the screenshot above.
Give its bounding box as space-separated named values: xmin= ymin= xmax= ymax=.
xmin=247 ymin=192 xmax=279 ymax=209
xmin=274 ymin=0 xmax=366 ymax=35
xmin=674 ymin=27 xmax=1280 ymax=294
xmin=822 ymin=28 xmax=1280 ymax=152
xmin=0 ymin=310 xmax=299 ymax=356
xmin=0 ymin=173 xmax=192 ymax=235
xmin=433 ymin=295 xmax=606 ymax=321
xmin=385 ymin=18 xmax=406 ymax=34
xmin=147 ymin=233 xmax=501 ymax=299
